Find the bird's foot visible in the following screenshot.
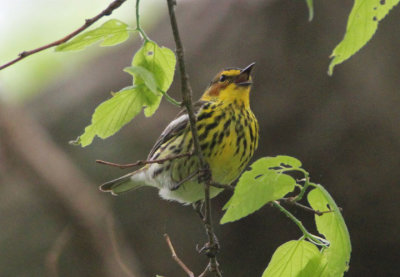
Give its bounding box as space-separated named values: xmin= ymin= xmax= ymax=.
xmin=197 ymin=235 xmax=220 ymax=258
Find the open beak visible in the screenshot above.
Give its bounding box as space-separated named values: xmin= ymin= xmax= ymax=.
xmin=235 ymin=62 xmax=255 ymax=86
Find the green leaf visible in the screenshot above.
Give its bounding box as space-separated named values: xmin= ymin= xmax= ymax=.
xmin=220 ymin=157 xmax=297 ymax=224
xmin=72 ymin=86 xmax=160 ymax=147
xmin=222 ymin=155 xmax=301 ymax=211
xmin=262 ymin=240 xmax=323 ymax=277
xmin=129 ymin=41 xmax=176 ymax=117
xmin=328 ymin=0 xmax=400 ymax=75
xmin=308 ymin=185 xmax=352 ymax=277
xmin=72 ymin=41 xmax=176 ymax=147
xmin=305 ymin=0 xmax=314 ymax=21
xmin=132 ymin=41 xmax=176 ymax=92
xmin=124 ymin=66 xmax=158 ymax=94
xmin=55 ymin=19 xmax=130 ymax=52
xmin=275 ymin=155 xmax=302 ymax=168
xmin=142 ymin=88 xmax=162 ymax=117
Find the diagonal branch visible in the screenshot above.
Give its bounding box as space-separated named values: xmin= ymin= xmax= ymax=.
xmin=0 ymin=0 xmax=127 ymax=71
xmin=164 ymin=234 xmax=195 ymax=277
xmin=96 ymin=152 xmax=193 ymax=169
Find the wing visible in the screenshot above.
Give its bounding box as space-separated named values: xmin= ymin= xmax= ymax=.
xmin=147 ymin=100 xmax=208 ymax=160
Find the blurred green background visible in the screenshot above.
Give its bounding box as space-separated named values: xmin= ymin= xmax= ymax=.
xmin=1 ymin=0 xmax=399 ymax=276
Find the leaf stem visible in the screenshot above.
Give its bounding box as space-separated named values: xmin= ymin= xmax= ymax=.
xmin=272 ymin=201 xmax=329 ymax=247
xmin=294 ymin=179 xmax=310 ymax=201
xmin=277 ymin=167 xmax=311 ymax=201
xmin=135 ymin=0 xmax=150 ymax=42
xmin=158 ymin=89 xmax=181 ymax=106
xmin=0 ymin=0 xmax=127 ymax=71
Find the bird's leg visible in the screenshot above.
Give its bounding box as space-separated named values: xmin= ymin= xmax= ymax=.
xmin=192 ymin=200 xmax=205 ymax=221
xmin=172 ymin=170 xmax=200 ymax=191
xmin=193 ymin=201 xmax=220 ymax=256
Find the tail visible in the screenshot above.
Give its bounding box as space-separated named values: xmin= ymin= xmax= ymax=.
xmin=99 ymin=169 xmax=147 ymax=195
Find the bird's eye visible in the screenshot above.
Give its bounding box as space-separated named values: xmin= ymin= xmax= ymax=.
xmin=219 ymin=75 xmax=227 ymax=82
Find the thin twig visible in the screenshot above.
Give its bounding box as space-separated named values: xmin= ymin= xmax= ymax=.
xmin=164 ymin=234 xmax=195 ymax=277
xmin=166 ymin=1 xmax=222 ymax=275
xmin=96 ymin=152 xmax=192 ymax=169
xmin=166 ymin=0 xmax=222 ymax=276
xmin=198 ymin=264 xmax=211 ymax=277
xmin=0 ymin=0 xmax=127 ymax=71
xmin=280 ymin=197 xmax=333 ymax=216
xmin=166 ymin=0 xmax=205 ymax=165
xmin=45 ymin=225 xmax=72 ymax=277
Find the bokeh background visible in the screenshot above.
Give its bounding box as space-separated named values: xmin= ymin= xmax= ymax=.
xmin=1 ymin=0 xmax=399 ymax=276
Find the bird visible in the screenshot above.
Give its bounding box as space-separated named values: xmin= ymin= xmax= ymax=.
xmin=100 ymin=63 xmax=259 ymax=204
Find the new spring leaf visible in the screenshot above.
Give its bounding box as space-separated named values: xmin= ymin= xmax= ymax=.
xmin=262 ymin=240 xmax=323 ymax=277
xmin=72 ymin=41 xmax=176 ymax=147
xmin=328 ymin=0 xmax=400 ymax=75
xmin=308 ymin=185 xmax=352 ymax=276
xmin=72 ymin=86 xmax=157 ymax=147
xmin=55 ymin=19 xmax=130 ymax=51
xmin=220 ymin=156 xmax=301 ymax=224
xmin=131 ymin=40 xmax=176 ymax=92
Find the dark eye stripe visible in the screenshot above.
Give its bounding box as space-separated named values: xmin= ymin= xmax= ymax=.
xmin=210 ymin=73 xmax=237 ymax=86
xmin=220 ymin=75 xmax=236 ymax=82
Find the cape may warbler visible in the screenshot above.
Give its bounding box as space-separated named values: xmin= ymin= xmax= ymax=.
xmin=100 ymin=63 xmax=259 ymax=204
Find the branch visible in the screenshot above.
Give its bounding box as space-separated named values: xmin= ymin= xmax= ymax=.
xmin=164 ymin=234 xmax=195 ymax=277
xmin=198 ymin=264 xmax=211 ymax=277
xmin=166 ymin=1 xmax=222 ymax=276
xmin=280 ymin=197 xmax=335 ymax=216
xmin=45 ymin=225 xmax=72 ymax=277
xmin=0 ymin=0 xmax=127 ymax=71
xmin=166 ymin=0 xmax=204 ymax=165
xmin=96 ymin=152 xmax=193 ymax=169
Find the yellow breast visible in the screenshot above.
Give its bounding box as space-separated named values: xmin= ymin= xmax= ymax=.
xmin=198 ymin=101 xmax=259 ymax=184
